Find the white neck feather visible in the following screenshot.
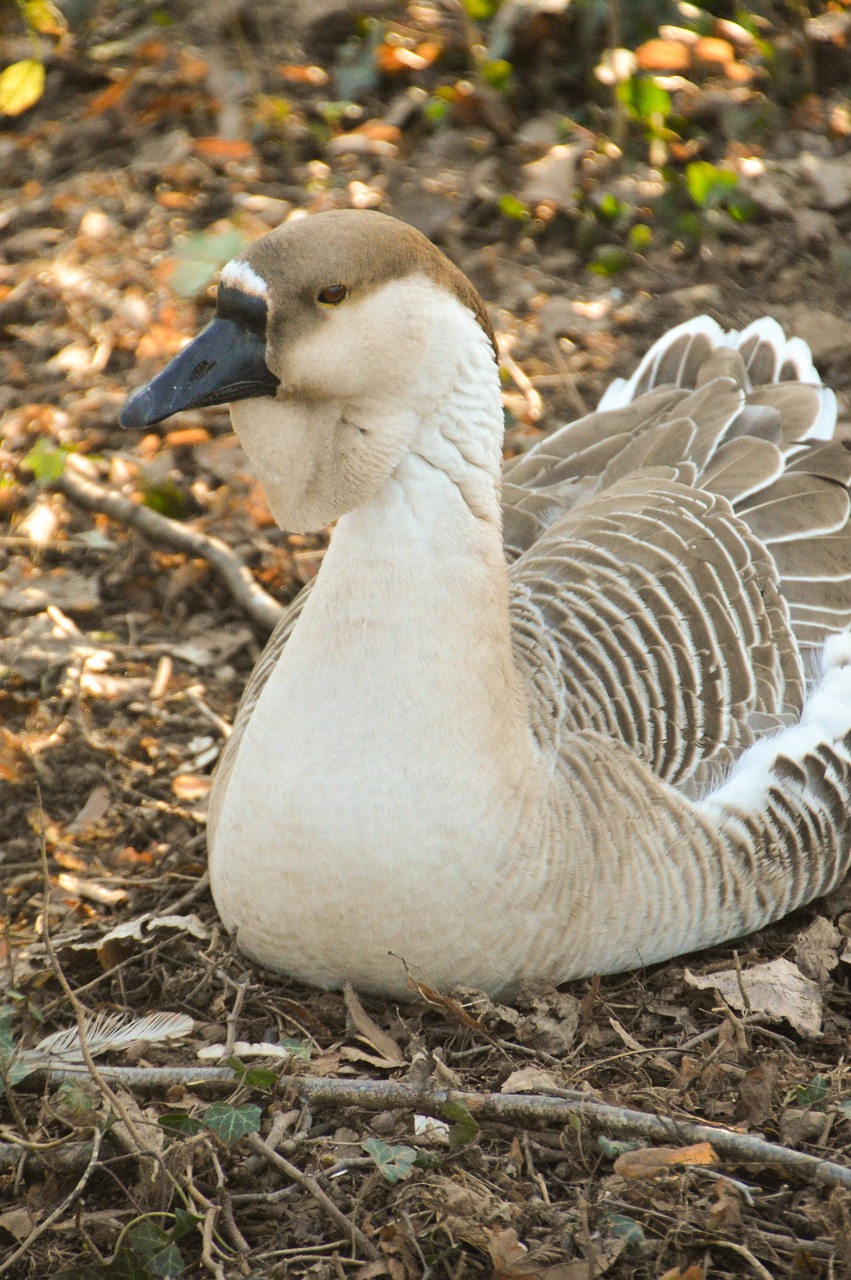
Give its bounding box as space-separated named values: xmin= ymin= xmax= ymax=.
xmin=211 ymin=305 xmax=548 ymax=993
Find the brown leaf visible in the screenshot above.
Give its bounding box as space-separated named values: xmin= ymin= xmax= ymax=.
xmin=0 ymin=1207 xmax=37 ymax=1241
xmin=739 ymin=1061 xmax=779 ymax=1127
xmin=794 ymin=916 xmax=842 ymax=986
xmin=172 ymin=774 xmax=212 ymax=802
xmin=685 ymin=958 xmax=823 ymax=1038
xmin=614 ymin=1142 xmax=717 ymax=1179
xmin=635 ymin=39 xmax=691 ymax=72
xmin=660 ymin=1268 xmax=704 ymax=1280
xmin=277 ymin=63 xmax=329 ymax=86
xmin=694 ymin=36 xmax=735 ymax=65
xmin=500 ymin=1067 xmax=560 ymax=1095
xmin=193 ymin=137 xmax=255 ymax=162
xmin=85 ymin=75 xmax=133 ymax=118
xmin=0 ymin=727 xmax=32 ymax=784
xmin=67 ymin=784 xmax=111 ymax=835
xmin=344 ymin=983 xmax=405 ymax=1067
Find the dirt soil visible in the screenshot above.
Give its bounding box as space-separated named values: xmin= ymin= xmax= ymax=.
xmin=3 ymin=2 xmax=851 ymax=1278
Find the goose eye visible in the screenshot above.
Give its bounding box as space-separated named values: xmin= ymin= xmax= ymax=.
xmin=317 ymin=284 xmax=348 ymax=306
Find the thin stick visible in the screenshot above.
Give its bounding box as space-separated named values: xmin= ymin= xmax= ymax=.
xmin=54 ymin=463 xmax=284 ymax=632
xmin=29 ymin=1065 xmax=239 ymax=1089
xmin=708 ymin=1239 xmax=775 ymax=1280
xmin=245 ymin=1133 xmax=379 ymax=1260
xmin=294 ymin=1077 xmax=851 ymax=1192
xmin=0 ymin=1127 xmax=102 ymax=1277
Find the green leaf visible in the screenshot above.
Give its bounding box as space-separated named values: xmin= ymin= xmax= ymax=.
xmin=168 ymin=1209 xmax=203 ymax=1241
xmin=685 ymin=160 xmax=738 ymax=209
xmin=597 ymin=1135 xmax=640 ymax=1159
xmin=836 ymin=1099 xmax=851 ymax=1119
xmin=279 ymin=1036 xmax=312 ymax=1060
xmin=23 ymin=0 xmax=65 ymax=35
xmin=24 ymin=436 xmax=68 ymax=484
xmin=424 ymin=96 xmax=449 ymax=124
xmin=617 ymin=76 xmax=670 ymax=124
xmin=142 ymin=480 xmax=189 ymax=519
xmin=796 ymin=1074 xmax=828 ymax=1109
xmin=126 ymin=1222 xmax=185 ymax=1278
xmin=362 ymin=1137 xmax=418 ymax=1184
xmin=441 ymin=1100 xmax=479 ymax=1148
xmin=0 ymin=59 xmax=45 ymax=116
xmin=243 ymin=1066 xmax=279 ymax=1089
xmin=170 ymin=228 xmax=248 ymax=298
xmin=158 ymin=1113 xmax=205 ymax=1138
xmin=603 ymin=1212 xmax=646 ymax=1246
xmin=463 ymin=0 xmax=500 ymax=17
xmin=498 ymin=194 xmax=530 ymax=222
xmin=202 ymin=1101 xmax=262 ymax=1144
xmin=629 ymin=223 xmax=652 ymax=252
xmin=588 ymin=245 xmax=630 ymax=276
xmin=482 ymin=59 xmax=513 ymax=91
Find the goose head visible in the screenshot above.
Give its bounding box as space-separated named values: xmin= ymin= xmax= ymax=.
xmin=120 ymin=210 xmax=498 ymax=531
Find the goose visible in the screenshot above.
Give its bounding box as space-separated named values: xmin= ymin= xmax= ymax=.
xmin=121 ymin=209 xmax=851 ymax=999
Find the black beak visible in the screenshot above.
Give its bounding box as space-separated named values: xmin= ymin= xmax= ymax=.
xmin=119 ymin=316 xmax=279 ymax=429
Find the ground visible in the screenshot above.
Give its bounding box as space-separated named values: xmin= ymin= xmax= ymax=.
xmin=3 ymin=2 xmax=851 ymax=1277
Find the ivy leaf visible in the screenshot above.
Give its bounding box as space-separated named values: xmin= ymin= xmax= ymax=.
xmin=362 ymin=1137 xmax=418 ymax=1184
xmin=597 ymin=1135 xmax=640 ymax=1160
xmin=279 ymin=1036 xmax=312 ymax=1060
xmin=0 ymin=59 xmax=45 ymax=116
xmin=603 ymin=1212 xmax=646 ymax=1246
xmin=126 ymin=1222 xmax=185 ymax=1278
xmin=202 ymin=1102 xmax=262 ymax=1144
xmin=242 ymin=1066 xmax=279 ymax=1090
xmin=441 ymin=1100 xmax=479 ymax=1148
xmin=158 ymin=1113 xmax=205 ymax=1138
xmin=169 ymin=1209 xmax=204 ymax=1241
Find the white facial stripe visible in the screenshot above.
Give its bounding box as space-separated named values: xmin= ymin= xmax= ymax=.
xmin=221 ymin=259 xmax=269 ymax=298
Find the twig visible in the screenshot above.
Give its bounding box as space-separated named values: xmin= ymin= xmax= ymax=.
xmin=294 ymin=1078 xmax=851 ymax=1192
xmin=54 ymin=463 xmax=284 ymax=632
xmin=708 ymin=1240 xmax=775 ymax=1280
xmin=0 ymin=1127 xmax=102 ymax=1277
xmin=30 ymin=1064 xmax=238 ymax=1089
xmin=499 ymin=350 xmax=543 ymax=423
xmin=245 ymin=1133 xmax=380 ymax=1261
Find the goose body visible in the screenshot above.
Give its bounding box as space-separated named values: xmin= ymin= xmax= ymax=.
xmin=122 ymin=210 xmax=851 ymax=997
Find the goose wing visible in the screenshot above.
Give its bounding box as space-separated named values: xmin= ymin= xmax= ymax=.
xmin=507 ymin=317 xmax=851 ymax=791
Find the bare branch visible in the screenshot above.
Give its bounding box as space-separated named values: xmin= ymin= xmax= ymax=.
xmin=244 ymin=1132 xmax=380 ymax=1260
xmin=55 ymin=462 xmax=284 ymax=632
xmin=295 ymin=1077 xmax=851 ymax=1192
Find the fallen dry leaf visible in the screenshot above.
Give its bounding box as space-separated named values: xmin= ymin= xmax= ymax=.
xmin=613 ymin=1141 xmax=717 ymax=1179
xmin=67 ymin=784 xmax=111 ymax=834
xmin=685 ymin=957 xmax=823 ymax=1038
xmin=794 ymin=916 xmax=842 ymax=986
xmin=635 ymin=38 xmax=691 ymax=72
xmin=500 ymin=1066 xmax=560 ymax=1094
xmin=738 ymin=1060 xmax=780 ymax=1127
xmin=344 ymin=982 xmax=406 ymax=1067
